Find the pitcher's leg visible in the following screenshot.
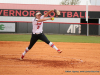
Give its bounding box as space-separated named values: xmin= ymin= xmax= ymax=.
xmin=39 ymin=33 xmax=50 ymax=44
xmin=28 ymin=34 xmax=38 ymax=50
xmin=39 ymin=33 xmax=62 ymax=53
xmin=20 ymin=34 xmax=38 ymax=60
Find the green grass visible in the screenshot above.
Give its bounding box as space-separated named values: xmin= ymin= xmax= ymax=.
xmin=0 ymin=34 xmax=100 ymax=43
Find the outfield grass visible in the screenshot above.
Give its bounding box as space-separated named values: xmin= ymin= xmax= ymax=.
xmin=0 ymin=34 xmax=100 ymax=43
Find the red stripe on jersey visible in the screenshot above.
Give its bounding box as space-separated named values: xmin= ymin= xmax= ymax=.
xmin=51 ymin=44 xmax=54 ymax=47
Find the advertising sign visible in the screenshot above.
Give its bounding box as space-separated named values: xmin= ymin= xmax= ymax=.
xmin=0 ymin=23 xmax=15 ymax=32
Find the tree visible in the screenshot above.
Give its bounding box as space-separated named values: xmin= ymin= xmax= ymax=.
xmin=60 ymin=0 xmax=80 ymax=5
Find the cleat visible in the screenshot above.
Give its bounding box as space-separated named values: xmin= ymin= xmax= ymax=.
xmin=20 ymin=54 xmax=24 ymax=60
xmin=57 ymin=49 xmax=62 ymax=53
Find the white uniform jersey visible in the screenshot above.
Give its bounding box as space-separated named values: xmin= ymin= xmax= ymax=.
xmin=32 ymin=15 xmax=44 ymax=34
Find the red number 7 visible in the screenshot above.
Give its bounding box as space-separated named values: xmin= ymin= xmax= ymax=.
xmin=37 ymin=26 xmax=40 ymax=29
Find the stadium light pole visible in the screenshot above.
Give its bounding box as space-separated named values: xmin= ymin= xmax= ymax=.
xmin=90 ymin=0 xmax=91 ymax=3
xmin=95 ymin=0 xmax=97 ymax=5
xmin=86 ymin=0 xmax=89 ymax=36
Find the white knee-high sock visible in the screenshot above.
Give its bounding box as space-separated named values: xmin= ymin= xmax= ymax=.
xmin=22 ymin=47 xmax=29 ymax=56
xmin=49 ymin=42 xmax=58 ymax=51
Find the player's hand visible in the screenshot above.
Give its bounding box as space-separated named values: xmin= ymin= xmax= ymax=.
xmin=50 ymin=17 xmax=54 ymax=20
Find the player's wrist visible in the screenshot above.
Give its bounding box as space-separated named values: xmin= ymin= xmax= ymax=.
xmin=45 ymin=18 xmax=51 ymax=20
xmin=49 ymin=18 xmax=52 ymax=20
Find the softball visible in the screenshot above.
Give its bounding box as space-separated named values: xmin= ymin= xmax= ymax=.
xmin=51 ymin=17 xmax=54 ymax=20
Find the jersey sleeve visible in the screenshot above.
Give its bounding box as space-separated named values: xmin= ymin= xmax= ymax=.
xmin=40 ymin=15 xmax=44 ymax=19
xmin=32 ymin=19 xmax=38 ymax=25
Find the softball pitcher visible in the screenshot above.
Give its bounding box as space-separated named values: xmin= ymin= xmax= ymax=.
xmin=20 ymin=10 xmax=62 ymax=60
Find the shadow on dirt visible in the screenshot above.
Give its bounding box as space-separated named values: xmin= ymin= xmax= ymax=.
xmin=24 ymin=59 xmax=80 ymax=68
xmin=0 ymin=55 xmax=82 ymax=68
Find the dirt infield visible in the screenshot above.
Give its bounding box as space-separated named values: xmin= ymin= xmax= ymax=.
xmin=0 ymin=41 xmax=100 ymax=75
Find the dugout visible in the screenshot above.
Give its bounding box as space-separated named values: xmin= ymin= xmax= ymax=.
xmin=0 ymin=3 xmax=100 ymax=35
